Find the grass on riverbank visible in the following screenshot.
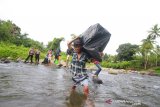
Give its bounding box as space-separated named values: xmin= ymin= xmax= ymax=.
xmin=154 ymin=67 xmax=160 ymax=74
xmin=0 ymin=42 xmax=46 ymax=60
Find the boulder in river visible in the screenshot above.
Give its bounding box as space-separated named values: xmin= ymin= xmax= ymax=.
xmin=0 ymin=58 xmax=11 ymax=63
xmin=108 ymin=70 xmax=118 ymax=75
xmin=16 ymin=57 xmax=22 ymax=63
xmin=140 ymin=73 xmax=146 ymax=75
xmin=147 ymin=71 xmax=159 ymax=76
xmin=4 ymin=59 xmax=11 ymax=63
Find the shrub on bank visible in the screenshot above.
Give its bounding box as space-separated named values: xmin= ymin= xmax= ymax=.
xmin=154 ymin=67 xmax=160 ymax=74
xmin=101 ymin=61 xmax=141 ymax=69
xmin=0 ymin=42 xmax=45 ymax=60
xmin=60 ymin=52 xmax=67 ymax=61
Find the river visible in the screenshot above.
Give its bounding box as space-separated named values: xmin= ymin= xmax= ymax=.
xmin=0 ymin=62 xmax=160 ymax=107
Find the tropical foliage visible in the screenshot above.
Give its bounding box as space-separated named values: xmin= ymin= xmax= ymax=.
xmin=102 ymin=24 xmax=160 ymax=70
xmin=116 ymin=43 xmax=138 ymax=61
xmin=0 ymin=20 xmax=45 ymax=51
xmin=47 ymin=37 xmax=64 ymax=50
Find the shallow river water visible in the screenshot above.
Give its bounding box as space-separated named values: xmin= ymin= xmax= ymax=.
xmin=0 ymin=62 xmax=160 ymax=107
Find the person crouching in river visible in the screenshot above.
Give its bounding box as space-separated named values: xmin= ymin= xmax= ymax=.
xmin=68 ymin=37 xmax=89 ymax=97
xmin=24 ymin=48 xmax=34 ymax=63
xmin=48 ymin=50 xmax=53 ymax=65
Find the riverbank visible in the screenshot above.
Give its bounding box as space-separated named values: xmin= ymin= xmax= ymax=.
xmin=1 ymin=58 xmax=160 ymax=77
xmin=86 ymin=64 xmax=160 ymax=77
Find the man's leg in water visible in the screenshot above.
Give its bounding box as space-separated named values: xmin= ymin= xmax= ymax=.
xmin=24 ymin=55 xmax=30 ymax=62
xmin=71 ymin=82 xmax=77 ymax=94
xmin=72 ymin=84 xmax=76 ymax=90
xmin=35 ymin=56 xmax=39 ymax=64
xmin=37 ymin=55 xmax=40 ymax=63
xmin=81 ymin=79 xmax=89 ymax=96
xmin=30 ymin=55 xmax=33 ymax=63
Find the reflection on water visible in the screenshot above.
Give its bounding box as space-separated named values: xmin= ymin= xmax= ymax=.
xmin=0 ymin=62 xmax=160 ymax=107
xmin=66 ymin=91 xmax=87 ymax=107
xmin=66 ymin=90 xmax=96 ymax=107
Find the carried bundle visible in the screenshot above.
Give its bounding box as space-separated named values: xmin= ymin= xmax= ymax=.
xmin=80 ymin=23 xmax=111 ymax=62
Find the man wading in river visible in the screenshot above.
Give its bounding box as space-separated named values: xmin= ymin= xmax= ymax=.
xmin=68 ymin=37 xmax=89 ymax=96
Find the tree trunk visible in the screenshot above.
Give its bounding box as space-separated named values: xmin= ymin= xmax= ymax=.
xmin=156 ymin=54 xmax=157 ymax=67
xmin=144 ymin=52 xmax=148 ymax=69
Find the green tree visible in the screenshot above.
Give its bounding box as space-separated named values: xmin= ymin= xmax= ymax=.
xmin=140 ymin=36 xmax=155 ymax=69
xmin=47 ymin=37 xmax=64 ymax=50
xmin=140 ymin=24 xmax=160 ymax=69
xmin=148 ymin=24 xmax=160 ymax=40
xmin=103 ymin=53 xmax=109 ymax=61
xmin=0 ymin=19 xmax=45 ymax=50
xmin=153 ymin=45 xmax=160 ymax=66
xmin=0 ymin=20 xmax=21 ymax=42
xmin=47 ymin=41 xmax=53 ymax=49
xmin=103 ymin=54 xmax=117 ymax=62
xmin=116 ymin=43 xmax=139 ymax=61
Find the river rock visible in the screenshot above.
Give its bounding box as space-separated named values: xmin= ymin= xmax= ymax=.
xmin=131 ymin=70 xmax=138 ymax=73
xmin=1 ymin=58 xmax=6 ymax=61
xmin=141 ymin=73 xmax=146 ymax=75
xmin=60 ymin=60 xmax=67 ymax=67
xmin=108 ymin=70 xmax=118 ymax=75
xmin=147 ymin=72 xmax=158 ymax=76
xmin=4 ymin=60 xmax=11 ymax=63
xmin=16 ymin=57 xmax=22 ymax=63
xmin=119 ymin=69 xmax=128 ymax=74
xmin=0 ymin=58 xmax=11 ymax=63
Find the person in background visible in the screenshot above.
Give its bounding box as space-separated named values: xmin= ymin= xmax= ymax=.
xmin=92 ymin=52 xmax=104 ymax=78
xmin=35 ymin=49 xmax=40 ymax=64
xmin=42 ymin=53 xmax=49 ymax=64
xmin=24 ymin=48 xmax=35 ymax=63
xmin=54 ymin=48 xmax=61 ymax=65
xmin=48 ymin=49 xmax=53 ymax=65
xmin=66 ymin=43 xmax=74 ymax=67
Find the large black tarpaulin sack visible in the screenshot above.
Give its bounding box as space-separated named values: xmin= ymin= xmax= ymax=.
xmin=80 ymin=23 xmax=111 ymax=62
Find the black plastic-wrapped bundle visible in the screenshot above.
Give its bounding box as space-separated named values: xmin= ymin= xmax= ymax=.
xmin=80 ymin=23 xmax=111 ymax=62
